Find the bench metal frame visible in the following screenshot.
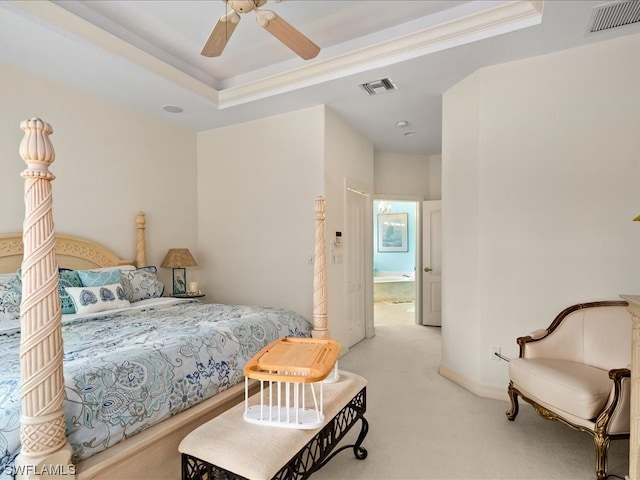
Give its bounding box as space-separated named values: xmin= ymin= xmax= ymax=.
xmin=182 ymin=387 xmax=368 ymax=480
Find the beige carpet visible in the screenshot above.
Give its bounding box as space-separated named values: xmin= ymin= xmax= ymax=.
xmin=311 ymin=324 xmax=628 ymax=480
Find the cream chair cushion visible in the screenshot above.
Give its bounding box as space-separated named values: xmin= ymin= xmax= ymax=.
xmin=510 ymin=357 xmax=613 ymax=420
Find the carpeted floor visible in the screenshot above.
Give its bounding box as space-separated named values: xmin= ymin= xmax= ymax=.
xmin=311 ymin=324 xmax=629 ymax=480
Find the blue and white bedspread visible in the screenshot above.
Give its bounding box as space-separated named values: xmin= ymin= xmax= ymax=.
xmin=0 ymin=299 xmax=312 ymax=478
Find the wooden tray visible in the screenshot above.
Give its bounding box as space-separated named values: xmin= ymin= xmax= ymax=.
xmin=244 ymin=337 xmax=340 ymax=383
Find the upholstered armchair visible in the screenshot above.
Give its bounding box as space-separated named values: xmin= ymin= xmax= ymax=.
xmin=506 ymin=300 xmax=631 ymax=480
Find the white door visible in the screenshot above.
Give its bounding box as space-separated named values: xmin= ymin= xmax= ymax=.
xmin=422 ymin=201 xmax=442 ymax=326
xmin=346 ymin=187 xmax=367 ymax=347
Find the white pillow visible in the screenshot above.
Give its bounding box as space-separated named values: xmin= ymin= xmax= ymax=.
xmin=66 ymin=283 xmax=130 ymax=314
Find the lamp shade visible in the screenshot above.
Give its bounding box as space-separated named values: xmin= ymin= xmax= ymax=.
xmin=634 ymin=214 xmax=640 ymax=222
xmin=161 ymin=248 xmax=198 ymax=268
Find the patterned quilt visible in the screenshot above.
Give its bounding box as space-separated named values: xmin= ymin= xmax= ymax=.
xmin=0 ymin=299 xmax=312 ymax=478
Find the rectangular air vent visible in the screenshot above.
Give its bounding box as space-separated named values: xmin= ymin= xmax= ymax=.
xmin=587 ymin=0 xmax=640 ymax=34
xmin=359 ymin=77 xmax=397 ymax=95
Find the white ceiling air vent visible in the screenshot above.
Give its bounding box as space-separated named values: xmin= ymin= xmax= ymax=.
xmin=586 ymin=0 xmax=640 ymax=34
xmin=359 ymin=77 xmax=397 ymax=95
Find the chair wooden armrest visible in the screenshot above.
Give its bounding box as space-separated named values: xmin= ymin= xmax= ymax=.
xmin=609 ymin=368 xmax=631 ymax=381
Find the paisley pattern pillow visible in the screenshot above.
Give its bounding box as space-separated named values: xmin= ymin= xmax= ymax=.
xmin=0 ymin=275 xmax=21 ymax=321
xmin=66 ymin=283 xmax=130 ymax=314
xmin=121 ymin=266 xmax=165 ymax=302
xmin=58 ymin=270 xmax=83 ymax=314
xmin=17 ymin=268 xmax=82 ymax=315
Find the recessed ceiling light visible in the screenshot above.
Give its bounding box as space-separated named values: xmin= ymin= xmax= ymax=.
xmin=404 ymin=131 xmax=416 ymax=137
xmin=162 ymin=104 xmax=183 ymax=113
xmin=395 ymin=120 xmax=409 ymax=128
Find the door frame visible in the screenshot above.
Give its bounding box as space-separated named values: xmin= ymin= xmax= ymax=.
xmin=372 ymin=194 xmax=423 ymax=326
xmin=345 ymin=178 xmax=374 ymax=341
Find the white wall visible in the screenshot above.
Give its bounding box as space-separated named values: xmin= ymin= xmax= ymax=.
xmin=324 ymin=107 xmax=375 ymax=349
xmin=196 ymin=106 xmax=324 ymax=323
xmin=196 ymin=105 xmax=374 ymax=352
xmin=374 ymin=152 xmax=442 ymax=200
xmin=440 ymin=73 xmax=483 ymax=391
xmin=441 ymin=33 xmax=640 ymax=398
xmin=0 ymin=62 xmax=198 ymax=287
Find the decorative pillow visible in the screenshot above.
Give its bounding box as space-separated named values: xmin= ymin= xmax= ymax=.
xmin=0 ymin=275 xmax=22 ymax=321
xmin=78 ymin=269 xmax=122 ymax=287
xmin=66 ymin=283 xmax=130 ymax=314
xmin=17 ymin=268 xmax=82 ymax=314
xmin=0 ymin=272 xmax=22 ymax=286
xmin=120 ymin=266 xmax=165 ymax=302
xmin=58 ymin=269 xmax=84 ymax=314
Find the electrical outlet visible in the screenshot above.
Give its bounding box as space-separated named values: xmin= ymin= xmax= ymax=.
xmin=490 ymin=345 xmax=501 ymax=361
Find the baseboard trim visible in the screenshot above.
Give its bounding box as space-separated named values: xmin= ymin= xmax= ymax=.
xmin=439 ymin=365 xmax=509 ymax=402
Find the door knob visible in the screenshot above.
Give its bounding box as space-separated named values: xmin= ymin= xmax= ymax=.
xmin=424 ymin=267 xmax=432 ymax=272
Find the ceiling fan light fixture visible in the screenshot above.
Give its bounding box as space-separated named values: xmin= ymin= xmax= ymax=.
xmin=395 ymin=120 xmax=409 ymax=128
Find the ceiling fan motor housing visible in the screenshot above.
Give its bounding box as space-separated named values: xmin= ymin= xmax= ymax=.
xmin=226 ymin=0 xmax=267 ymax=14
xmin=204 ymin=0 xmax=319 ymax=60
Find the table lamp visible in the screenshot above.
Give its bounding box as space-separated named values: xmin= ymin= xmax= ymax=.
xmin=161 ymin=248 xmax=198 ymax=295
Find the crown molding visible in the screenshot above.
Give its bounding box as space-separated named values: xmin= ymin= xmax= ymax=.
xmin=9 ymin=0 xmax=543 ymax=110
xmin=218 ymin=1 xmax=544 ymax=107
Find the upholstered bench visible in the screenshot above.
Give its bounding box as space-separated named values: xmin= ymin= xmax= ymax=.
xmin=179 ymin=370 xmax=368 ymax=480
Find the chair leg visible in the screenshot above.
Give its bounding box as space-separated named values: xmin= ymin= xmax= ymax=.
xmin=593 ymin=431 xmax=610 ymax=480
xmin=506 ymin=381 xmax=519 ymax=421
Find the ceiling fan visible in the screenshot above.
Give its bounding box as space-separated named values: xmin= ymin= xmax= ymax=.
xmin=201 ymin=0 xmax=320 ymax=60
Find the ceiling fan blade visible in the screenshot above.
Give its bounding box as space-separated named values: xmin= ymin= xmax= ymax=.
xmin=255 ymin=10 xmax=320 ymax=60
xmin=201 ymin=11 xmax=241 ymax=57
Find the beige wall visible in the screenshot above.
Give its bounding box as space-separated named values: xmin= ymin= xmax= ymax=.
xmin=324 ymin=107 xmax=375 ymax=349
xmin=196 ymin=106 xmax=324 ymax=321
xmin=197 ymin=105 xmax=374 ymax=352
xmin=374 ymin=152 xmax=442 ymax=200
xmin=441 ymin=33 xmax=640 ymax=398
xmin=0 ymin=62 xmax=198 ymax=287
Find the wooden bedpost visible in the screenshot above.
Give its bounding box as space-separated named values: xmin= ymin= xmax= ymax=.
xmin=135 ymin=211 xmax=146 ymax=267
xmin=15 ymin=118 xmax=74 ymax=479
xmin=312 ymin=196 xmax=329 ymax=339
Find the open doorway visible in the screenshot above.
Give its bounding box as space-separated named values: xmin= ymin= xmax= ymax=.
xmin=373 ymin=199 xmax=419 ymax=326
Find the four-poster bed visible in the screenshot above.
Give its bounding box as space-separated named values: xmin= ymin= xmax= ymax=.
xmin=0 ymin=118 xmax=331 ymax=479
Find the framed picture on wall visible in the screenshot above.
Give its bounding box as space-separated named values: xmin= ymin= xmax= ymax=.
xmin=378 ymin=213 xmax=408 ymax=252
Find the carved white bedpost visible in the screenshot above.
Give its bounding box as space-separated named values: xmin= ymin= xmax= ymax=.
xmin=312 ymin=196 xmax=329 ymax=339
xmin=15 ymin=118 xmax=74 ymax=479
